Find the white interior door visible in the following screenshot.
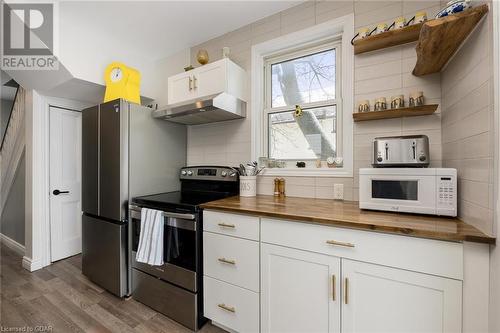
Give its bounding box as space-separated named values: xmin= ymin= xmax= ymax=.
xmin=49 ymin=107 xmax=82 ymax=262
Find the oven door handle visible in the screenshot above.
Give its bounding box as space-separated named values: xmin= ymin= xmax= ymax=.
xmin=129 ymin=205 xmax=196 ymax=221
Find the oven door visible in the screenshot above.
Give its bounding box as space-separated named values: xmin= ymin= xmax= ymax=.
xmin=129 ymin=206 xmax=199 ymax=292
xmin=359 ymin=174 xmax=436 ymax=215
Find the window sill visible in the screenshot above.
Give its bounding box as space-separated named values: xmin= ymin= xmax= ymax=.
xmin=260 ymin=168 xmax=353 ymax=178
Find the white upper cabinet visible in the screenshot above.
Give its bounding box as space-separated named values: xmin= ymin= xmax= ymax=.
xmin=168 ymin=72 xmax=195 ymax=105
xmin=261 ymin=243 xmax=341 ymax=333
xmin=342 ymin=259 xmax=462 ymax=333
xmin=167 ymin=58 xmax=246 ymax=105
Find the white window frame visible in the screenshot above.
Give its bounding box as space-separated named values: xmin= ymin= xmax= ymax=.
xmin=263 ymin=40 xmax=342 ymax=163
xmin=251 ymin=14 xmax=354 ymax=177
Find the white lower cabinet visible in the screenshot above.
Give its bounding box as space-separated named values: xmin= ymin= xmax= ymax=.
xmin=342 ymin=259 xmax=462 ymax=333
xmin=261 ymin=243 xmax=341 ymax=333
xmin=203 ymin=210 xmax=465 ymax=333
xmin=204 ymin=276 xmax=259 ymax=333
xmin=260 ymin=246 xmax=462 ymax=333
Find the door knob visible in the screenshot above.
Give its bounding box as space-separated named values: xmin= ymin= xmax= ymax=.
xmin=53 ymin=189 xmax=69 ymax=195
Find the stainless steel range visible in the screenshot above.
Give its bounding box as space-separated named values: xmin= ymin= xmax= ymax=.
xmin=129 ymin=166 xmax=239 ymax=331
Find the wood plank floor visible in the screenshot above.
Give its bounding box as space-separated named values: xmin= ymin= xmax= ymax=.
xmin=0 ymin=244 xmax=226 ymax=333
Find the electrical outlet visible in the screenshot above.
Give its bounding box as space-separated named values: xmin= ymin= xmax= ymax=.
xmin=333 ymin=184 xmax=344 ymax=200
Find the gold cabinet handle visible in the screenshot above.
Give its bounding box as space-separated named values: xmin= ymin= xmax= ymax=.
xmin=189 ymin=76 xmax=193 ymax=91
xmin=218 ymin=257 xmax=236 ymax=265
xmin=193 ymin=75 xmax=197 ymax=89
xmin=218 ymin=223 xmax=235 ymax=228
xmin=332 ymin=274 xmax=336 ymax=301
xmin=218 ymin=303 xmax=235 ymax=313
xmin=326 ymin=240 xmax=355 ymax=248
xmin=344 ymin=277 xmax=349 ymax=304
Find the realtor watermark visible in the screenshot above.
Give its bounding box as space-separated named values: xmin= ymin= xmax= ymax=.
xmin=1 ymin=1 xmax=58 ymax=70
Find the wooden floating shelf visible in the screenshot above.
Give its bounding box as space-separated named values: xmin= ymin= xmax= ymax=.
xmin=354 ymin=23 xmax=423 ymax=55
xmin=353 ymin=104 xmax=439 ymax=122
xmin=353 ymin=4 xmax=489 ymax=76
xmin=413 ymin=4 xmax=489 ymax=76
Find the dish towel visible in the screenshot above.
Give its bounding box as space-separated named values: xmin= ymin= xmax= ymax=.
xmin=136 ymin=208 xmax=164 ymax=266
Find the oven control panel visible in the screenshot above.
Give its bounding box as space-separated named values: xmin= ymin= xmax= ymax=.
xmin=180 ymin=166 xmax=238 ymax=181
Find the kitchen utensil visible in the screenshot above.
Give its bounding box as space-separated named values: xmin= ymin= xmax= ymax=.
xmin=240 ymin=176 xmax=257 ymax=197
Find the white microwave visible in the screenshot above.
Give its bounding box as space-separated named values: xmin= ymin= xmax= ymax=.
xmin=359 ymin=168 xmax=457 ymax=217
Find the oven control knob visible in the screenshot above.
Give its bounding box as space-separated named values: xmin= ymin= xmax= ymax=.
xmin=229 ymin=172 xmax=237 ymax=177
xmin=221 ymin=171 xmax=227 ymax=177
xmin=376 ymin=157 xmax=383 ymax=162
xmin=187 ymin=170 xmax=193 ymax=176
xmin=181 ymin=170 xmax=187 ymax=176
xmin=419 ymin=155 xmax=426 ymax=162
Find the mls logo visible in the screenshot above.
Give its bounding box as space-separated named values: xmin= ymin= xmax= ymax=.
xmin=1 ymin=1 xmax=58 ymax=70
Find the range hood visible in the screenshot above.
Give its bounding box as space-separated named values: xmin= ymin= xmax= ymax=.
xmin=152 ymin=92 xmax=246 ymax=125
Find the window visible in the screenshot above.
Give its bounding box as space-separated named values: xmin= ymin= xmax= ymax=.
xmin=251 ymin=14 xmax=354 ymax=176
xmin=264 ymin=41 xmax=342 ymax=164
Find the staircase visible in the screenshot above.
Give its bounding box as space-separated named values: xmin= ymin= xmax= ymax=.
xmin=0 ymin=86 xmax=26 ymax=216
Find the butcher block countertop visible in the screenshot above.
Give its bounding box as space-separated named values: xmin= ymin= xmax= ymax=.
xmin=201 ymin=195 xmax=495 ymax=244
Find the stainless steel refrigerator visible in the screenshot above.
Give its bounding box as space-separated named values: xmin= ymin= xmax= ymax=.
xmin=81 ymin=99 xmax=186 ymax=297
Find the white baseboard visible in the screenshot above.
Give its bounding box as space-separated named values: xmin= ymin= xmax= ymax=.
xmin=0 ymin=233 xmax=25 ymax=256
xmin=22 ymin=255 xmax=44 ymax=272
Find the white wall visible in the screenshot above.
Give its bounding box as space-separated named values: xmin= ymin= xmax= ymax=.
xmin=489 ymin=1 xmax=500 ymax=331
xmin=1 ymin=99 xmax=13 ymax=139
xmin=441 ymin=0 xmax=494 ymax=235
xmin=1 ymin=152 xmax=25 ymax=245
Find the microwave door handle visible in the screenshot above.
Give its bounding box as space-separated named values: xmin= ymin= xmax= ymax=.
xmin=412 ymin=141 xmax=416 ymax=160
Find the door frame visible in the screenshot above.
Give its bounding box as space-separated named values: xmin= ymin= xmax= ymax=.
xmin=23 ymin=94 xmax=91 ymax=271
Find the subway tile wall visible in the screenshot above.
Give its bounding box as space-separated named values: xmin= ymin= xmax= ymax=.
xmin=183 ymin=1 xmax=483 ymax=206
xmin=441 ymin=0 xmax=494 ymax=234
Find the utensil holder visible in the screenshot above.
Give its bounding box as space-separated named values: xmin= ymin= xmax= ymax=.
xmin=240 ymin=176 xmax=257 ymax=197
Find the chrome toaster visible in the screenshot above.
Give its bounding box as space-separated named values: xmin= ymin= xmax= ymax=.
xmin=373 ymin=135 xmax=430 ymax=167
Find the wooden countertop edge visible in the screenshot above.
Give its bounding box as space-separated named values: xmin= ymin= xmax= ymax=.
xmin=200 ymin=203 xmax=496 ymax=245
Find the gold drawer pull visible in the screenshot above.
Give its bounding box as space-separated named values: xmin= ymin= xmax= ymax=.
xmin=218 ymin=258 xmax=236 ymax=265
xmin=218 ymin=303 xmax=235 ymax=313
xmin=218 ymin=223 xmax=235 ymax=228
xmin=332 ymin=274 xmax=336 ymax=301
xmin=326 ymin=240 xmax=355 ymax=248
xmin=344 ymin=277 xmax=349 ymax=304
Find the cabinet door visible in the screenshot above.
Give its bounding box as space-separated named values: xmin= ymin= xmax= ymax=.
xmin=193 ymin=61 xmax=226 ymax=98
xmin=342 ymin=259 xmax=462 ymax=333
xmin=168 ymin=72 xmax=194 ymax=104
xmin=261 ymin=243 xmax=341 ymax=333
